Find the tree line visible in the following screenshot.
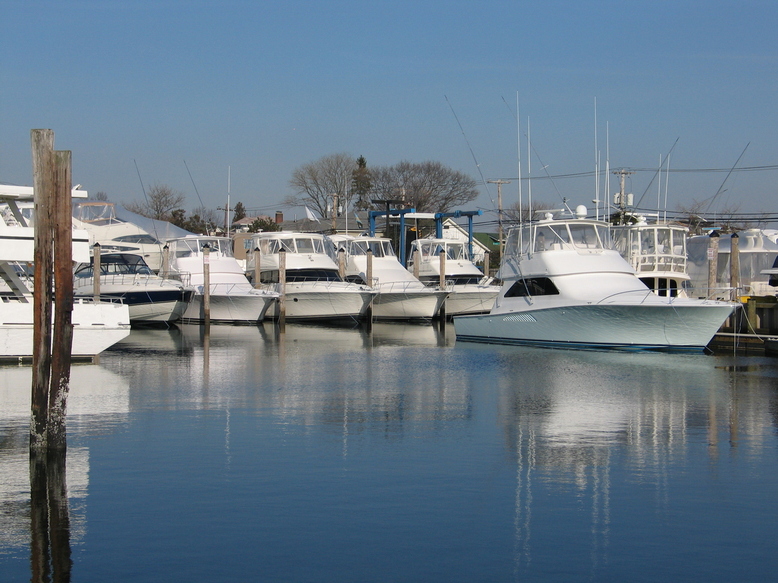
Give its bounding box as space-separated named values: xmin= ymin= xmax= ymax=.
xmin=108 ymin=154 xmax=479 ymax=233
xmin=286 ymin=153 xmax=479 ymax=218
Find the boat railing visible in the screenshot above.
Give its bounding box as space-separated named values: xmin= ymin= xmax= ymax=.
xmin=74 ymin=273 xmax=184 ymax=289
xmin=374 ymin=280 xmax=441 ymax=294
xmin=160 ymin=271 xmax=192 ymax=287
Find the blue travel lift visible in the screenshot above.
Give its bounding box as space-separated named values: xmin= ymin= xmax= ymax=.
xmin=368 ymin=207 xmax=483 ymax=267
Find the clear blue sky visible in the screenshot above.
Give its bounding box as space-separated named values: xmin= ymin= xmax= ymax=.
xmin=2 ymin=0 xmax=777 ymax=225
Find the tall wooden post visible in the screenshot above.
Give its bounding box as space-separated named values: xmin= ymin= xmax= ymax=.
xmin=31 ymin=129 xmax=55 ymax=451
xmin=202 ymin=243 xmax=211 ymax=326
xmin=438 ymin=249 xmax=446 ymax=320
xmin=338 ymin=248 xmax=346 ymax=280
xmin=253 ymin=247 xmax=261 ymax=288
xmin=161 ymin=244 xmax=170 ymax=278
xmin=483 ymin=250 xmax=490 ymax=280
xmin=48 ymin=150 xmax=74 ymax=450
xmin=730 ymin=232 xmax=740 ymax=302
xmin=93 ymin=242 xmax=101 ymax=301
xmin=707 ymin=231 xmax=719 ymax=299
xmin=365 ymin=249 xmax=373 ymax=324
xmin=278 ymin=249 xmax=286 ymax=328
xmin=412 ymin=249 xmax=420 ymax=279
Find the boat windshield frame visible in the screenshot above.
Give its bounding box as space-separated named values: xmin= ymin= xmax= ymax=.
xmin=508 ymin=219 xmax=612 ymax=257
xmin=348 ymin=239 xmax=395 ymax=258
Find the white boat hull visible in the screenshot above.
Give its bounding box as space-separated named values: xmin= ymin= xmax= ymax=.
xmin=0 ymin=300 xmax=131 ymax=359
xmin=441 ymin=285 xmax=499 ymax=316
xmin=74 ymin=287 xmax=191 ymax=323
xmin=180 ymin=290 xmax=276 ymax=324
xmin=454 ymin=301 xmax=735 ymax=351
xmin=263 ymin=282 xmax=375 ymax=320
xmin=372 ymin=286 xmax=449 ymax=320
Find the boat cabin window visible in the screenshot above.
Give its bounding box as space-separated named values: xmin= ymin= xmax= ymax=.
xmin=569 ymin=223 xmax=603 ymax=250
xmin=349 ymin=240 xmax=394 ymax=258
xmin=259 ymin=268 xmax=342 ymax=283
xmin=504 ymin=277 xmax=559 ymax=297
xmin=294 ymin=237 xmax=325 ymax=254
xmin=446 ymin=243 xmax=466 ymax=260
xmin=75 ymin=254 xmax=153 ymax=278
xmin=640 ymin=230 xmax=656 ymax=255
xmin=112 ymin=234 xmax=161 ymax=245
xmin=534 ymin=225 xmax=570 ymax=252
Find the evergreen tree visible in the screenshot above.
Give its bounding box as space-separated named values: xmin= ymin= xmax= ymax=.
xmin=352 ymin=155 xmax=372 ymax=210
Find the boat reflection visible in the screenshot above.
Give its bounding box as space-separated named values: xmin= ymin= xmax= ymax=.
xmin=0 ymin=365 xmax=129 ymax=571
xmin=491 ymin=346 xmax=778 ymax=573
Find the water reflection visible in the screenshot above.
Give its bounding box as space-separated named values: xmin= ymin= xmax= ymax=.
xmin=2 ymin=324 xmax=777 ymax=581
xmin=0 ymin=366 xmax=129 ymax=568
xmin=491 ymin=346 xmax=778 ymax=573
xmin=30 ymin=450 xmax=72 ymax=583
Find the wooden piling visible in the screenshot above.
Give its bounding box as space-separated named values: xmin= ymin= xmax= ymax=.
xmin=365 ymin=250 xmax=373 ymax=325
xmin=31 ymin=129 xmax=55 ymax=451
xmin=412 ymin=249 xmax=420 ymax=279
xmin=338 ymin=248 xmax=346 ymax=280
xmin=93 ymin=242 xmax=101 ymax=301
xmin=202 ymin=243 xmax=211 ymax=326
xmin=278 ymin=249 xmax=286 ymax=328
xmin=438 ymin=249 xmax=446 ymax=320
xmin=161 ymin=243 xmax=170 ymax=278
xmin=48 ymin=150 xmax=74 ymax=450
xmin=707 ymin=231 xmax=719 ymax=299
xmin=730 ymin=232 xmax=740 ymax=302
xmin=483 ymin=251 xmax=490 ymax=279
xmin=253 ymin=247 xmax=261 ymax=288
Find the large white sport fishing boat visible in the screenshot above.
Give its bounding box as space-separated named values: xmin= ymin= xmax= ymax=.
xmin=329 ymin=234 xmax=448 ymax=320
xmin=0 ymin=184 xmax=130 ymax=360
xmin=407 ymin=237 xmax=499 ymax=315
xmin=245 ymin=231 xmax=375 ymax=320
xmin=165 ymin=236 xmax=277 ymax=324
xmin=454 ymin=206 xmax=735 ymax=351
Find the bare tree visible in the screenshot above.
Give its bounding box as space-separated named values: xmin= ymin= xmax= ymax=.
xmin=125 ymin=184 xmax=186 ymax=221
xmin=504 ymin=200 xmax=557 ymax=223
xmin=94 ymin=191 xmax=109 ymax=201
xmin=286 ymin=153 xmax=357 ymax=218
xmin=675 ymin=199 xmax=748 ymax=234
xmin=368 ymin=161 xmax=478 ymax=212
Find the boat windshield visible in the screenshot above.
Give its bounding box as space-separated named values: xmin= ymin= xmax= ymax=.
xmin=172 ymin=238 xmax=233 ymax=258
xmin=294 ymin=237 xmax=325 ymax=254
xmin=511 ymin=221 xmax=610 ymax=255
xmin=75 ymin=254 xmax=154 ymax=278
xmin=349 ymin=239 xmax=395 ymax=257
xmin=569 ymin=223 xmax=604 ymax=250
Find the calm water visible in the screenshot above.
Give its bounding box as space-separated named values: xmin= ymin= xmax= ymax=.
xmin=1 ymin=322 xmax=778 ymax=582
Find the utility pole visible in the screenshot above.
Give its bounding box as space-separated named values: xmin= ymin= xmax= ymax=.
xmin=613 ymin=169 xmax=634 ymax=224
xmin=487 ymin=179 xmax=511 ymax=256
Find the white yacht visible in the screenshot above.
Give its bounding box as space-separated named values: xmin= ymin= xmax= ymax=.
xmin=1 ymin=184 xmax=130 ymax=360
xmin=329 ymin=234 xmax=448 ymax=320
xmin=165 ymin=236 xmax=277 ymax=324
xmin=245 ymin=231 xmax=375 ymax=320
xmin=454 ymin=206 xmax=735 ymax=351
xmin=73 ymin=253 xmax=191 ymax=324
xmin=407 ymin=237 xmax=499 ymax=315
xmin=612 ymin=220 xmax=691 ymax=297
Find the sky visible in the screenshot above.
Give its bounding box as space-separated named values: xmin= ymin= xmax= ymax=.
xmin=2 ymin=0 xmax=777 ymax=228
